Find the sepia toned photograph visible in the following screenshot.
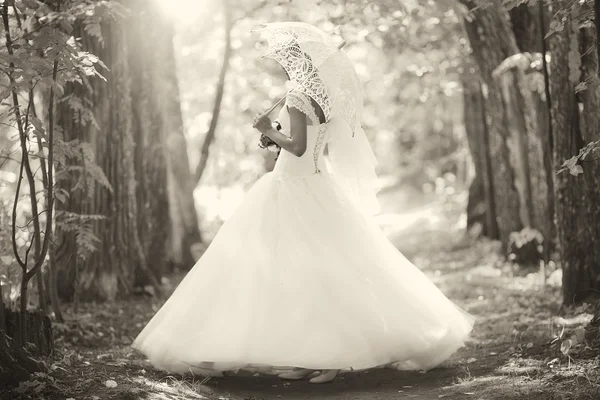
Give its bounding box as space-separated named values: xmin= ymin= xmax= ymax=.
xmin=0 ymin=0 xmax=599 ymax=399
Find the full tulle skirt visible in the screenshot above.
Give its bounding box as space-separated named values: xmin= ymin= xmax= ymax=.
xmin=132 ymin=170 xmax=474 ymax=375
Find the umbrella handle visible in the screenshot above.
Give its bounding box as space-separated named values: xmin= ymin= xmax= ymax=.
xmin=263 ymin=95 xmax=287 ymax=116
xmin=262 ymin=40 xmax=346 ymax=117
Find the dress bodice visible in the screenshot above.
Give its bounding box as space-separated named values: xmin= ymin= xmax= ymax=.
xmin=272 ymin=102 xmax=329 ymax=177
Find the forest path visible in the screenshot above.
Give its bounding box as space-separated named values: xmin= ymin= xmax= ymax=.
xmin=13 ymin=182 xmax=595 ymax=400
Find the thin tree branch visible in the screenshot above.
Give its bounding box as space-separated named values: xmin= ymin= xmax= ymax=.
xmin=30 ymin=88 xmax=49 ymax=190
xmin=194 ymin=0 xmax=232 ymax=185
xmin=11 ymin=136 xmax=27 ymax=269
xmin=21 ymin=88 xmax=44 ymax=280
xmin=0 ymin=121 xmax=19 ymax=130
xmin=0 ymin=154 xmax=20 ymax=163
xmin=15 ymin=209 xmax=49 ymax=230
xmin=24 ymin=231 xmax=35 ymax=265
xmin=27 ymin=58 xmax=57 ymax=281
xmin=12 ymin=3 xmax=22 ymax=30
xmin=4 ymin=2 xmax=27 ymax=270
xmin=539 ymin=2 xmax=553 ymax=153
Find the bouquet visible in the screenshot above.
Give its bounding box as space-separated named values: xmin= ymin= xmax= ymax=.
xmin=258 ymin=119 xmax=283 ymax=160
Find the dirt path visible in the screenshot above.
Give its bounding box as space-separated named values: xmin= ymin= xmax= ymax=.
xmin=6 ymin=184 xmax=599 ymax=399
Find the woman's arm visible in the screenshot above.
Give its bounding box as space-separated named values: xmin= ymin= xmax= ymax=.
xmin=253 ymin=106 xmax=308 ymax=157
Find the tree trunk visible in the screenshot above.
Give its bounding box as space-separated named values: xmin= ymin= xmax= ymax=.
xmin=47 ymin=245 xmax=62 ymax=322
xmin=595 ymin=0 xmax=600 ymax=74
xmin=54 ymin=1 xmax=198 ymax=300
xmin=509 ymin=4 xmax=543 ymax=52
xmin=575 ymin=26 xmax=600 ymax=302
xmin=548 ymin=13 xmax=592 ymax=305
xmin=495 ymin=70 xmax=534 ymax=227
xmin=0 ymin=330 xmax=46 ymax=388
xmin=509 ymin=3 xmax=555 ymax=255
xmin=162 ymin=25 xmax=203 ymax=269
xmin=462 ymin=69 xmax=498 ymax=237
xmin=585 ymin=0 xmax=600 ymax=341
xmin=128 ymin=1 xmax=171 ymax=287
xmin=460 ymin=0 xmax=523 ymax=247
xmin=57 ymin=10 xmax=161 ymax=301
xmin=0 ymin=284 xmax=5 ymax=333
xmin=81 ymin=22 xmax=145 ymax=301
xmin=4 ymin=310 xmax=53 ymax=356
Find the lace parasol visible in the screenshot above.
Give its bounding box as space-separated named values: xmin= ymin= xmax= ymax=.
xmin=254 ymin=22 xmax=362 ymax=134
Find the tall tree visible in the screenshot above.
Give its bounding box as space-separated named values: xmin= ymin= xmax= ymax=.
xmin=128 ymin=0 xmax=172 ymax=286
xmin=460 ymin=0 xmax=523 ymax=246
xmin=55 ymin=1 xmax=186 ymax=301
xmin=574 ymin=24 xmax=600 ymax=302
xmin=194 ymin=0 xmax=233 ymax=185
xmin=127 ymin=2 xmax=203 ymax=271
xmin=162 ymin=23 xmax=204 ymax=269
xmin=56 ymin=20 xmax=152 ymax=301
xmin=548 ymin=7 xmax=600 ymax=305
xmin=509 ymin=4 xmax=543 ymax=52
xmin=508 ymin=3 xmax=555 ymax=256
xmin=462 ymin=67 xmax=498 ymax=238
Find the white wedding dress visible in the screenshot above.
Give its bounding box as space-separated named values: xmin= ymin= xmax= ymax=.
xmin=132 ymin=93 xmax=474 ymax=376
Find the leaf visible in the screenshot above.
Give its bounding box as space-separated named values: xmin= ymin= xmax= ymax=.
xmin=557 ymin=140 xmax=600 ymax=175
xmin=574 ymin=327 xmax=586 ymax=344
xmin=84 ymin=23 xmax=103 ymax=42
xmin=546 ymin=19 xmax=565 ymax=39
xmin=54 ymin=188 xmax=70 ymax=204
xmin=105 ymin=379 xmax=117 ymax=388
xmin=569 ymin=164 xmax=584 ymax=176
xmin=569 ymin=334 xmax=579 ymax=347
xmin=574 ymin=81 xmax=588 ymax=93
xmin=0 ymin=256 xmax=12 ymax=265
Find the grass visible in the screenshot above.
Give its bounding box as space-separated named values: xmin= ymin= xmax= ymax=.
xmin=3 ymin=186 xmax=600 ymax=399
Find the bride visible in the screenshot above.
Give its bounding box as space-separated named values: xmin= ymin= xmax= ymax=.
xmin=132 ymin=22 xmax=474 ymax=384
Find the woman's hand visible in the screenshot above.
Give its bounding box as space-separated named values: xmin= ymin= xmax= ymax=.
xmin=252 ymin=113 xmax=273 ymax=134
xmin=253 ymin=106 xmax=307 ymax=158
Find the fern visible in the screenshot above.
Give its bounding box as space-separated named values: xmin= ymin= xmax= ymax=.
xmin=54 ymin=211 xmax=104 ymax=260
xmin=0 ymin=0 xmax=123 ymax=306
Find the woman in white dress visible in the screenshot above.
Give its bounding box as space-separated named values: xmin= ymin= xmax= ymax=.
xmin=132 ymin=22 xmax=474 ymax=384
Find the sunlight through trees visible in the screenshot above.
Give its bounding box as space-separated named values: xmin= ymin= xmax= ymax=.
xmin=1 ymin=0 xmax=600 ymax=397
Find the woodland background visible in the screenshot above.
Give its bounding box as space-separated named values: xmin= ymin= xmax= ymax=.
xmin=1 ymin=0 xmax=600 ymax=399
